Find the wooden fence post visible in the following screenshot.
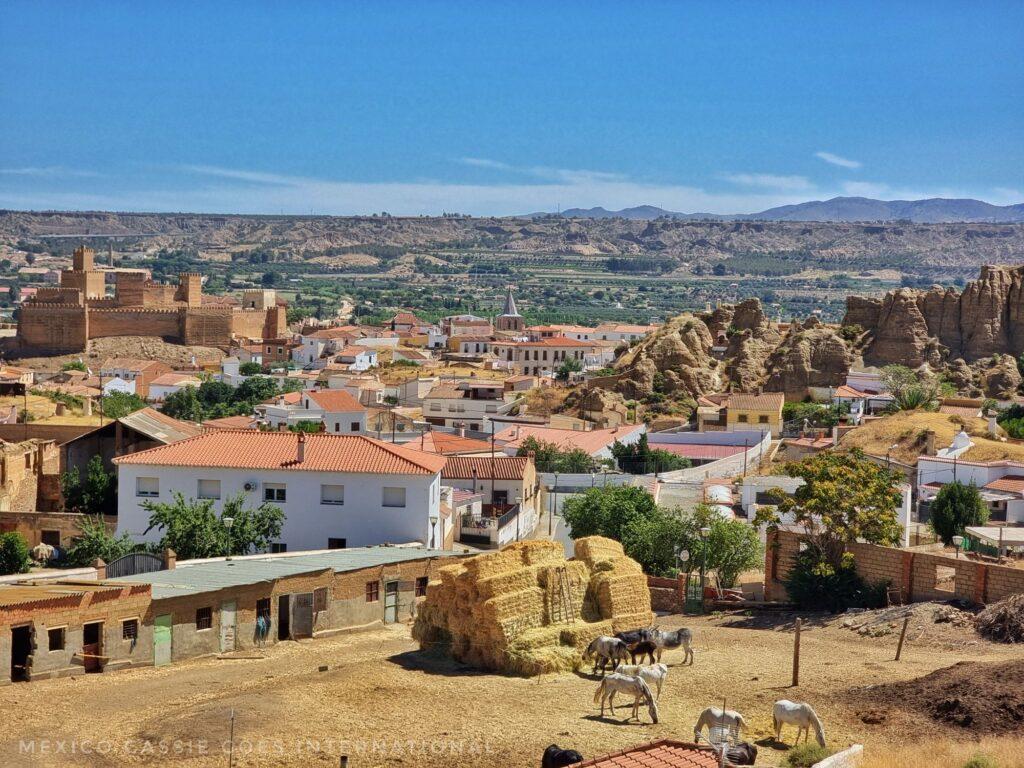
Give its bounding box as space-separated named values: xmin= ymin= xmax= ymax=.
xmin=792 ymin=617 xmax=801 ymax=687
xmin=895 ymin=615 xmax=910 ymax=661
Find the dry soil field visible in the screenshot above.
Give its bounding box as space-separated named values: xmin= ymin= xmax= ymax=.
xmin=1 ymin=611 xmax=1020 ymax=768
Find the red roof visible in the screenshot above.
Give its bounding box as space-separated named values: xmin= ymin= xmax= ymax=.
xmin=573 ymin=740 xmax=718 ymax=768
xmin=113 ymin=431 xmax=447 ymax=475
xmin=442 ymin=456 xmax=531 ymax=480
xmin=983 ymin=475 xmax=1024 ymax=495
xmin=415 ymin=432 xmax=494 ymax=455
xmin=305 ymin=389 xmax=366 ymax=412
xmin=499 ymin=336 xmax=595 ymax=348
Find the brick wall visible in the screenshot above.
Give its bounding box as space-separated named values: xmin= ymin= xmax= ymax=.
xmin=766 ymin=529 xmax=1024 ymax=605
xmin=180 ymin=307 xmax=234 ymax=347
xmin=0 ymin=511 xmax=115 ymax=550
xmin=88 ymin=308 xmax=181 ymax=340
xmin=17 ymin=304 xmax=88 ymax=352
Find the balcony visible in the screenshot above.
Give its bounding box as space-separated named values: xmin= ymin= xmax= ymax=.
xmin=457 ymin=504 xmax=523 ymax=548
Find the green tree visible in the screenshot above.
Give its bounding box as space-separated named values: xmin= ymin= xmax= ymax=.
xmin=620 ymin=508 xmax=688 ymax=576
xmin=61 ymin=455 xmax=117 ymax=516
xmin=611 ymin=433 xmax=690 ymax=474
xmin=555 ymin=357 xmax=583 ymax=381
xmin=101 ymin=391 xmax=147 ymax=419
xmin=880 ymin=365 xmax=950 ymax=411
xmin=63 ymin=516 xmax=136 ymax=567
xmin=929 ymin=480 xmax=989 ymax=545
xmin=62 ymin=360 xmax=88 ymax=373
xmin=516 ymin=436 xmax=598 ymax=473
xmin=757 ymin=450 xmax=902 ymax=570
xmin=561 ymin=485 xmax=658 ymax=542
xmin=0 ymin=531 xmax=31 ymax=575
xmin=161 ymin=385 xmax=205 ymax=421
xmin=143 ymin=492 xmax=285 ymax=559
xmin=239 ymin=361 xmax=263 ymax=376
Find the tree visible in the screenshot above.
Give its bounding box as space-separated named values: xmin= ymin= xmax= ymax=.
xmin=611 ymin=433 xmax=690 ymax=475
xmin=929 ymin=481 xmax=989 ymax=545
xmin=757 ymin=450 xmax=902 ymax=570
xmin=555 ymin=357 xmax=583 ymax=381
xmin=516 ymin=436 xmax=598 ymax=473
xmin=161 ymin=385 xmax=205 ymax=421
xmin=261 ymin=270 xmax=280 ymax=287
xmin=143 ymin=492 xmax=285 ymax=559
xmin=620 ymin=508 xmax=689 ymax=576
xmin=701 ymin=512 xmax=763 ymax=587
xmin=561 ymin=485 xmax=659 ymax=543
xmin=239 ymin=361 xmax=263 ymax=376
xmin=880 ymin=365 xmax=949 ymax=411
xmin=101 ymin=391 xmax=146 ymax=419
xmin=0 ymin=531 xmax=31 ymax=575
xmin=61 ymin=455 xmax=116 ymax=516
xmin=63 ymin=517 xmax=136 ymax=567
xmin=62 ymin=360 xmax=88 ymax=373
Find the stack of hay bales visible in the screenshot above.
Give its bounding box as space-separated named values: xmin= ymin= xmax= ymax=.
xmin=413 ymin=536 xmax=654 ymax=675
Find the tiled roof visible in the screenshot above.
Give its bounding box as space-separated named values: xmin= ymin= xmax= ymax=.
xmin=113 ymin=431 xmax=447 ymax=475
xmin=727 ymin=391 xmax=785 ymax=411
xmin=498 ymin=336 xmax=595 ymax=348
xmin=262 ymin=391 xmax=303 ymax=406
xmin=149 ymin=372 xmax=202 ymax=387
xmin=202 ymin=415 xmax=259 ymax=430
xmin=495 ymin=424 xmax=645 ymax=455
xmin=305 ymin=389 xmax=366 ymax=412
xmin=100 ymin=358 xmax=166 ymax=372
xmin=391 ymin=311 xmax=422 ymax=325
xmin=424 ymin=384 xmax=466 ymax=400
xmin=983 ymin=475 xmax=1024 ymax=495
xmin=573 ymin=740 xmax=718 ymax=768
xmin=442 ymin=455 xmax=530 ymax=480
xmin=415 ymin=432 xmax=493 ymax=455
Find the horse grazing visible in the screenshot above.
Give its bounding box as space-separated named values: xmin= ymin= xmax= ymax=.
xmin=593 ymin=673 xmax=659 ymax=723
xmin=693 ymin=706 xmax=747 ymax=742
xmin=773 ymin=700 xmax=826 ymax=748
xmin=650 ymin=627 xmax=694 ymax=665
xmin=629 ymin=640 xmax=658 ymax=665
xmin=614 ymin=662 xmax=668 ymax=699
xmin=583 ymin=636 xmax=630 ymax=675
xmin=541 ymin=744 xmax=583 ymax=767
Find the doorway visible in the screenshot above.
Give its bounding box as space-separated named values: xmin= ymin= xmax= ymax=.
xmin=277 ymin=594 xmax=290 ymax=640
xmin=384 ymin=581 xmax=399 ymax=624
xmin=153 ymin=614 xmax=172 ymax=667
xmin=291 ymin=593 xmax=314 ymax=638
xmin=220 ymin=601 xmax=237 ymax=652
xmin=10 ymin=626 xmax=32 ymax=682
xmin=82 ymin=622 xmax=103 ymax=673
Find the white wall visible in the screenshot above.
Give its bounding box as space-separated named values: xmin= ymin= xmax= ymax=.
xmin=117 ymin=464 xmax=441 ymax=552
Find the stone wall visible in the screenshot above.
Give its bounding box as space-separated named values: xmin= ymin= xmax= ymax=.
xmin=0 ymin=512 xmax=114 ymax=550
xmin=765 ymin=529 xmax=1024 ymax=605
xmin=17 ymin=304 xmax=88 ymax=352
xmin=88 ymin=308 xmax=181 ymax=340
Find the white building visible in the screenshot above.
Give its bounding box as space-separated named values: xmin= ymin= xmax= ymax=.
xmin=489 ymin=336 xmax=598 ymax=377
xmin=592 ymin=323 xmax=658 ymax=343
xmin=114 ymin=431 xmax=447 ymax=552
xmin=147 ymin=373 xmax=203 ymax=402
xmin=335 ymin=345 xmax=378 ymax=371
xmin=917 ymin=454 xmax=1024 ymax=524
xmin=262 ymin=388 xmax=368 ymax=433
xmin=422 ymin=380 xmax=522 ymax=431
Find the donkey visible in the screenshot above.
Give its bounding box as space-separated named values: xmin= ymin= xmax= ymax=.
xmin=629 ymin=640 xmax=658 ymax=665
xmin=593 ymin=673 xmax=660 ymax=723
xmin=583 ymin=636 xmax=630 ymax=676
xmin=650 ymin=627 xmax=694 ymax=665
xmin=541 ymin=744 xmax=583 ymax=767
xmin=613 ymin=662 xmax=669 ymax=699
xmin=693 ymin=706 xmax=747 ymax=742
xmin=773 ymin=700 xmax=826 ymax=748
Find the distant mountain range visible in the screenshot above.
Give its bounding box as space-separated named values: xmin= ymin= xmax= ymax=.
xmin=555 ymin=197 xmax=1024 ymax=223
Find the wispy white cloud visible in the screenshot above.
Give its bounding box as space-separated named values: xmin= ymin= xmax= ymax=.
xmin=815 ymin=151 xmax=862 ymax=170
xmin=721 ymin=173 xmax=814 ymax=192
xmin=0 ymin=166 xmax=101 ymax=178
xmin=457 ymin=157 xmax=514 ymax=171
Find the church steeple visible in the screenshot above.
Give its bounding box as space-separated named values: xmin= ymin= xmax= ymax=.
xmin=495 ymin=285 xmax=525 ymax=332
xmin=500 ymin=285 xmax=520 ymax=318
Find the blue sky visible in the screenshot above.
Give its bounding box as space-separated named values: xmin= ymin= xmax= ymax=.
xmin=1 ymin=1 xmax=1021 ymax=215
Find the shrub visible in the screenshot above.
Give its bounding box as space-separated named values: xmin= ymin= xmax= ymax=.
xmin=0 ymin=532 xmax=32 ymax=575
xmin=929 ymin=480 xmax=989 ymax=545
xmin=962 ymin=754 xmax=998 ymax=768
xmin=784 ymin=547 xmax=888 ymax=612
xmin=785 ymin=744 xmax=833 ymax=767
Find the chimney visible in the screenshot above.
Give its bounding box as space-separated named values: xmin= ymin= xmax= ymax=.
xmin=163 ymin=548 xmax=177 ymax=570
xmin=924 ymin=429 xmax=936 ymax=457
xmin=297 ymin=432 xmax=306 ymax=463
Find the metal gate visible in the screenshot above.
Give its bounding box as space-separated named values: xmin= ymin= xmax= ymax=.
xmin=384 ymin=581 xmax=399 ymax=624
xmin=291 ymin=593 xmax=314 ymax=638
xmin=154 ymin=614 xmax=172 ymax=666
xmin=683 ymin=573 xmax=704 ymax=614
xmin=106 ymin=552 xmax=165 ymax=578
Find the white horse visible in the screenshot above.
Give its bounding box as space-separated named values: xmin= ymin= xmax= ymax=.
xmin=583 ymin=636 xmax=631 ymax=675
xmin=650 ymin=627 xmax=694 ymax=665
xmin=593 ymin=673 xmax=659 ymax=723
xmin=773 ymin=700 xmax=826 ymax=748
xmin=613 ymin=663 xmax=669 ymax=699
xmin=693 ymin=706 xmax=747 ymax=742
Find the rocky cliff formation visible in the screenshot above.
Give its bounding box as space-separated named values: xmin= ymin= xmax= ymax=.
xmin=845 ymin=265 xmax=1024 ymax=366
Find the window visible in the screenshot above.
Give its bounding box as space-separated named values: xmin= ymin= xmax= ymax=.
xmin=122 ymin=619 xmax=138 ymax=641
xmin=313 ymin=587 xmax=329 ymax=613
xmin=758 ymin=415 xmax=769 ymax=424
xmin=737 ymin=414 xmax=749 ymax=423
xmin=48 ymin=627 xmax=65 ymax=651
xmin=136 ymin=477 xmax=159 ymax=497
xmin=382 ymin=487 xmax=406 ymax=508
xmin=41 ymin=530 xmax=60 ymax=547
xmin=264 ymin=484 xmax=286 ymax=503
xmin=256 ymin=598 xmax=271 ymax=622
xmin=196 ymin=607 xmax=213 ymax=630
xmin=328 ymin=537 xmax=347 ymax=549
xmin=24 ymin=454 xmax=31 ymax=469
xmin=430 ymin=403 xmax=441 ymax=412
xmin=415 ymin=577 xmax=428 ymax=597
xmin=270 ymin=542 xmax=287 ymax=553
xmin=350 ymin=421 xmax=360 ymax=432
xmin=197 ymin=479 xmax=221 ymax=500
xmin=321 ymin=484 xmax=345 ymax=505
xmin=365 ymin=581 xmax=380 ymax=602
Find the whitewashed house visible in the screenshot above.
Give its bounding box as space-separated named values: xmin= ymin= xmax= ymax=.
xmin=261 ymin=388 xmax=367 ymax=432
xmin=114 ymin=431 xmax=448 ymax=552
xmin=148 ymin=372 xmax=203 ymax=402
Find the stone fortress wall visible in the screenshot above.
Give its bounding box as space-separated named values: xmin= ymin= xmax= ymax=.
xmin=17 ymin=247 xmax=286 ymax=353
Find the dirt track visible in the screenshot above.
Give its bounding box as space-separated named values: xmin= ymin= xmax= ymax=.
xmin=0 ymin=612 xmax=1018 ymax=768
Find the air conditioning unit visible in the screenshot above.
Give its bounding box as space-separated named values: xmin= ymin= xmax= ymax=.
xmin=243 ymin=480 xmax=258 ymax=492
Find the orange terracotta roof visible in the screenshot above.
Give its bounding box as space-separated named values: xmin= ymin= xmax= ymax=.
xmin=499 ymin=336 xmax=595 ymax=348
xmin=442 ymin=455 xmax=530 ymax=480
xmin=574 ymin=740 xmax=718 ymax=768
xmin=202 ymin=415 xmax=258 ymax=430
xmin=495 ymin=424 xmax=645 ymax=454
xmin=114 ymin=431 xmax=447 ymax=474
xmin=305 ymin=389 xmax=366 ymax=412
xmin=727 ymin=391 xmax=785 ymax=411
xmin=262 ymin=390 xmax=304 ymax=406
xmin=984 ymin=475 xmax=1024 ymax=495
xmin=415 ymin=431 xmax=493 ymax=455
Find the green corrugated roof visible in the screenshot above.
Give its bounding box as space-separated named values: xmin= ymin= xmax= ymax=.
xmin=108 ymin=547 xmax=463 ymax=600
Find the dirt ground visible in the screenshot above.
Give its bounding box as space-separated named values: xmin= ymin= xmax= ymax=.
xmin=1 ymin=612 xmax=1020 ymax=768
xmin=8 ymin=336 xmax=225 ymax=371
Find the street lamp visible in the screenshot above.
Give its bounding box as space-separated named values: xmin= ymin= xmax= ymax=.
xmin=698 ymin=526 xmax=711 ymax=612
xmin=886 ymin=443 xmax=899 ymax=470
xmin=952 ymin=534 xmax=964 ymax=559
xmin=549 ymin=473 xmax=559 ymax=537
xmin=222 ymin=516 xmax=234 ymax=561
xmin=429 ymin=514 xmax=439 ymax=549
xmin=514 ymin=494 xmax=522 ymax=541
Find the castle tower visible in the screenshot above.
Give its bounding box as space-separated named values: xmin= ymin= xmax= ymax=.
xmin=495 ymin=286 xmax=525 ymax=332
xmin=61 ymin=245 xmax=104 ymax=299
xmin=72 ymin=245 xmax=95 ymax=272
xmin=176 ymin=272 xmax=203 ymax=307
